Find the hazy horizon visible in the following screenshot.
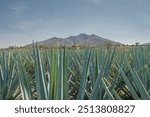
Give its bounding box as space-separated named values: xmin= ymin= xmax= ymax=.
xmin=0 ymin=0 xmax=150 ymax=48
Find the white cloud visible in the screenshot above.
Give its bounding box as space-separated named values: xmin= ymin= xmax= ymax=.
xmin=123 ymin=0 xmax=150 ymax=5
xmin=8 ymin=5 xmax=27 ymax=14
xmin=87 ymin=0 xmax=103 ymax=4
xmin=15 ymin=19 xmax=57 ymax=32
xmin=8 ymin=0 xmax=28 ymax=14
xmin=12 ymin=19 xmax=59 ymax=40
xmin=83 ymin=0 xmax=150 ymax=5
xmin=137 ymin=0 xmax=150 ymax=5
xmin=80 ymin=0 xmax=104 ymax=5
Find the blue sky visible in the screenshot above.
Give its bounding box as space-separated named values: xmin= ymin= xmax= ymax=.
xmin=0 ymin=0 xmax=150 ymax=48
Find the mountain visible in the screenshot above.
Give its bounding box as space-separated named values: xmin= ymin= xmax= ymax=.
xmin=26 ymin=33 xmax=121 ymax=48
xmin=141 ymin=42 xmax=150 ymax=45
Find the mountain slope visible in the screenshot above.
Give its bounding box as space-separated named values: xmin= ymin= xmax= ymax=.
xmin=36 ymin=33 xmax=121 ymax=47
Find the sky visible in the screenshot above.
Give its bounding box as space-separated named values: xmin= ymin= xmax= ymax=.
xmin=0 ymin=0 xmax=150 ymax=48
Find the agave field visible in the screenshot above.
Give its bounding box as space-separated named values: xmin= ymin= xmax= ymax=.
xmin=0 ymin=44 xmax=150 ymax=100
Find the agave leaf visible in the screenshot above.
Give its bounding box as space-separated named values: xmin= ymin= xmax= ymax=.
xmin=116 ymin=60 xmax=139 ymax=100
xmin=124 ymin=57 xmax=150 ymax=99
xmin=102 ymin=78 xmax=115 ymax=100
xmin=18 ymin=55 xmax=33 ymax=100
xmin=77 ymin=49 xmax=91 ymax=100
xmin=33 ymin=43 xmax=48 ymax=100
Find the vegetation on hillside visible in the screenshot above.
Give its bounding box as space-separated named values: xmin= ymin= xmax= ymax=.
xmin=0 ymin=44 xmax=150 ymax=100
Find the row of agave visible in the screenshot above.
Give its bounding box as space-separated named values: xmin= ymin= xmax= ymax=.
xmin=0 ymin=43 xmax=150 ymax=100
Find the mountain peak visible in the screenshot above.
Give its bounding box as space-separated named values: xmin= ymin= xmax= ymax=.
xmin=78 ymin=33 xmax=89 ymax=36
xmin=90 ymin=34 xmax=98 ymax=36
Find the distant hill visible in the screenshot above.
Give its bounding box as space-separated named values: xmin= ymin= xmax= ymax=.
xmin=141 ymin=42 xmax=150 ymax=46
xmin=26 ymin=33 xmax=121 ymax=48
